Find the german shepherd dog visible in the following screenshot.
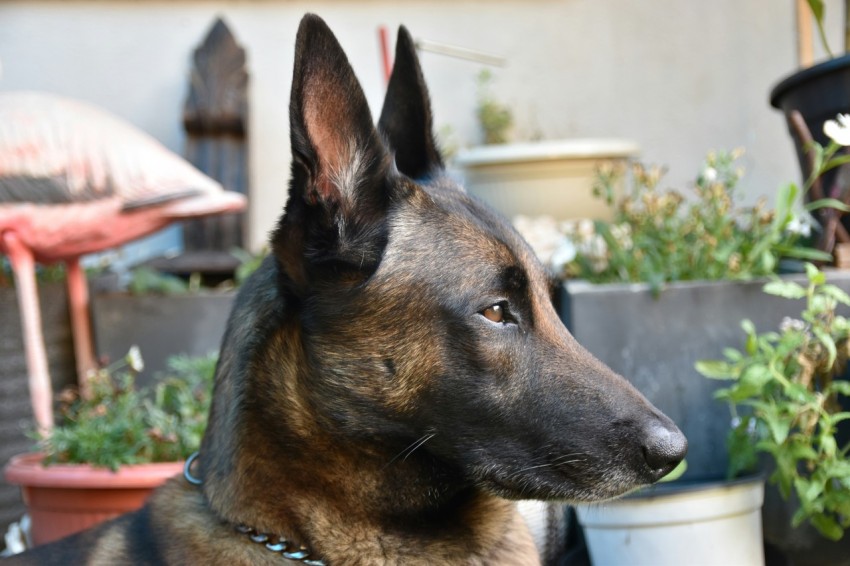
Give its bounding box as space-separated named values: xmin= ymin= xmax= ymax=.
xmin=6 ymin=14 xmax=686 ymax=565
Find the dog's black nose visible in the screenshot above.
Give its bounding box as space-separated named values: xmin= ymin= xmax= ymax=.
xmin=642 ymin=422 xmax=688 ymax=480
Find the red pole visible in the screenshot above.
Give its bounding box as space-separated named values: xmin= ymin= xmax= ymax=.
xmin=378 ymin=26 xmax=392 ymax=84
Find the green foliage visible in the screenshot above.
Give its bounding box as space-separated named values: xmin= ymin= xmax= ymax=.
xmin=476 ymin=69 xmax=513 ymax=145
xmin=0 ymin=261 xmax=69 ymax=288
xmin=128 ymin=248 xmax=268 ymax=295
xmin=128 ymin=266 xmax=190 ymax=295
xmin=802 ymin=0 xmax=850 ymax=60
xmin=561 ymin=150 xmax=829 ymax=291
xmin=659 ymin=459 xmax=688 ymax=483
xmin=436 ymin=124 xmax=460 ymax=161
xmin=696 ymin=265 xmax=850 ymax=540
xmin=806 ymin=0 xmax=834 ymax=57
xmin=232 ymin=247 xmax=268 ymax=286
xmin=37 ymin=350 xmax=216 ymax=471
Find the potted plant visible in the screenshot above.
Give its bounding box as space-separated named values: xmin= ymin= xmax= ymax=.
xmin=552 ymin=150 xmax=796 ymax=565
xmin=454 ymin=69 xmax=639 ymax=223
xmin=770 ymin=0 xmax=850 ymax=257
xmin=770 ymin=0 xmax=850 ymax=150
xmin=522 ymin=149 xmax=833 ymax=479
xmin=3 ymin=348 xmax=216 ymax=548
xmin=696 ymin=264 xmax=850 ymax=564
xmin=575 ymin=266 xmax=850 ymax=565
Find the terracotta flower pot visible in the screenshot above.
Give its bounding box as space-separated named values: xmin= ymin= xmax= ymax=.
xmin=4 ymin=452 xmax=183 ymax=546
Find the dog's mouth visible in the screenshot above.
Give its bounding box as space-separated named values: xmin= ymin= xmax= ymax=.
xmin=471 ymin=457 xmax=651 ymax=503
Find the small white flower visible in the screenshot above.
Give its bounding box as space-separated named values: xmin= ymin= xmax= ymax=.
xmin=577 ymin=219 xmax=595 ymax=238
xmin=702 ymin=166 xmax=718 ymax=183
xmin=3 ymin=519 xmax=27 ymax=555
xmin=747 ymin=419 xmax=757 ymax=435
xmin=126 ymin=345 xmax=144 ymax=373
xmin=512 ymin=215 xmax=563 ymax=265
xmin=559 ymin=219 xmax=577 ymax=236
xmin=610 ymin=223 xmax=633 ymax=249
xmin=586 ymin=235 xmax=610 ymax=273
xmin=729 ymin=416 xmax=757 ymax=436
xmin=823 ymin=113 xmax=850 ymax=146
xmin=785 ymin=215 xmax=812 ymax=238
xmin=550 ymin=238 xmax=577 ymax=273
xmin=779 ymin=317 xmax=806 ymax=333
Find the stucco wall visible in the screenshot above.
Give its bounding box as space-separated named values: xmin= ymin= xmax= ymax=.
xmin=0 ymin=1 xmax=841 ymax=251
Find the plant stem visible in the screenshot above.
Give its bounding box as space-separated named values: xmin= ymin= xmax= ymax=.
xmin=846 ymin=0 xmax=850 ymax=52
xmin=808 ymin=0 xmax=834 ymax=57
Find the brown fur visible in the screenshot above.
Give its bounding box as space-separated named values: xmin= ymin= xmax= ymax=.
xmin=4 ymin=14 xmax=685 ymax=565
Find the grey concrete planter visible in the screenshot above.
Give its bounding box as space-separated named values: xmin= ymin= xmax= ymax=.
xmin=91 ymin=291 xmax=235 ymax=384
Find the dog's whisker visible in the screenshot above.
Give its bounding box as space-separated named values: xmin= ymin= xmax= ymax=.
xmin=505 ymin=453 xmax=591 ymax=484
xmin=553 ymin=459 xmax=585 ymax=467
xmin=402 ymin=433 xmax=436 ymax=462
xmin=551 ymin=452 xmax=588 ymax=465
xmin=512 ymin=462 xmax=554 ymax=475
xmin=383 ymin=432 xmax=436 ymax=469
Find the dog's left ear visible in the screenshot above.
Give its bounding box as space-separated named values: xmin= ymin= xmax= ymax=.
xmin=378 ymin=26 xmax=444 ymax=180
xmin=274 ymin=14 xmax=393 ymax=291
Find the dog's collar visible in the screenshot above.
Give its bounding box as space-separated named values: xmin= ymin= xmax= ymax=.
xmin=183 ymin=452 xmax=327 ymax=565
xmin=234 ymin=525 xmax=326 ymax=565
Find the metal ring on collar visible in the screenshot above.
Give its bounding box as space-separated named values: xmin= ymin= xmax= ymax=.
xmin=183 ymin=451 xmax=202 ymax=485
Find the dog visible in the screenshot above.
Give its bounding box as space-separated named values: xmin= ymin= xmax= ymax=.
xmin=5 ymin=14 xmax=686 ymax=565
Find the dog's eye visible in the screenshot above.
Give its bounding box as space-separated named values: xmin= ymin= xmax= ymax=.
xmin=483 ymin=304 xmax=504 ymax=323
xmin=482 ymin=303 xmax=513 ymax=324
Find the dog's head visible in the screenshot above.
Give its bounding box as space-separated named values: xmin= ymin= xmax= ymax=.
xmin=260 ymin=14 xmax=686 ymax=502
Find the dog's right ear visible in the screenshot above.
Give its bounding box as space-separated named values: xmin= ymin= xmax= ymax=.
xmin=378 ymin=26 xmax=444 ymax=180
xmin=274 ymin=14 xmax=392 ymax=291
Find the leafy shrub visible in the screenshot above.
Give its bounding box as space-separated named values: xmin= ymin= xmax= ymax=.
xmin=697 ymin=264 xmax=850 ymax=540
xmin=38 ymin=349 xmax=216 ymax=471
xmin=476 ymin=69 xmax=513 ymax=145
xmin=127 ymin=248 xmax=268 ymax=295
xmin=128 ymin=266 xmax=191 ymax=295
xmin=560 ymin=150 xmax=827 ymax=289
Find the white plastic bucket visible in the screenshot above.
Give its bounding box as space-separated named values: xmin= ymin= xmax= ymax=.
xmin=454 ymin=139 xmax=639 ymax=221
xmin=576 ymin=477 xmax=765 ymax=566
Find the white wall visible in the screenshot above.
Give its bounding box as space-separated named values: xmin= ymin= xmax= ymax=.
xmin=0 ymin=1 xmax=838 ymax=251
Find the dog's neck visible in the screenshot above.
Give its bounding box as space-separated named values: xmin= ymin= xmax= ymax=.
xmin=201 ymin=408 xmax=538 ymax=564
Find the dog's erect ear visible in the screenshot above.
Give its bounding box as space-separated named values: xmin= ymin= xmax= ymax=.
xmin=275 ymin=14 xmax=392 ymax=290
xmin=378 ymin=26 xmax=444 ymax=180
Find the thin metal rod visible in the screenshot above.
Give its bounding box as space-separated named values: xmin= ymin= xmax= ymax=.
xmin=414 ymin=38 xmax=507 ymax=67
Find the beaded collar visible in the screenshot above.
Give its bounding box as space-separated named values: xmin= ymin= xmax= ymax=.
xmin=184 ymin=452 xmax=327 ymax=565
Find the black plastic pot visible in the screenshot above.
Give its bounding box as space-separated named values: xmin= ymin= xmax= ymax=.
xmin=770 ymin=55 xmax=850 ymax=231
xmin=770 ymin=54 xmax=850 ymax=255
xmin=770 ymin=54 xmax=850 ymax=147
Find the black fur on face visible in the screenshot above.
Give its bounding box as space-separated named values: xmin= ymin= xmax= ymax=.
xmin=290 ymin=176 xmax=680 ymax=501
